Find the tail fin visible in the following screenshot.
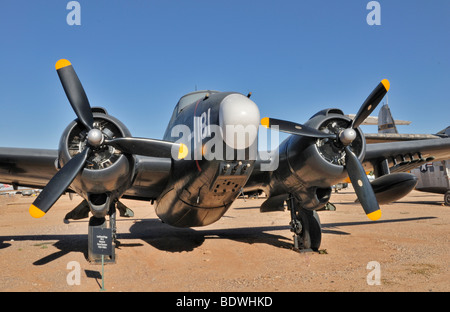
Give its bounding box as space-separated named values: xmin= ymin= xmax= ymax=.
xmin=378 ymin=103 xmax=398 ymax=134
xmin=437 ymin=126 xmax=450 ymax=137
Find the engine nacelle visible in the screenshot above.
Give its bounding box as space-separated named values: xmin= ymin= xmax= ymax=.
xmin=273 ymin=109 xmax=365 ymax=210
xmin=58 ymin=109 xmax=134 ymax=217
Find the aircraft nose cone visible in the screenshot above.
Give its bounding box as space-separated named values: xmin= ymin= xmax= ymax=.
xmin=219 ymin=93 xmax=260 ymax=149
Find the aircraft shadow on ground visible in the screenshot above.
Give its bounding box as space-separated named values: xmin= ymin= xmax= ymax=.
xmin=337 ymin=198 xmax=444 ymax=207
xmin=0 ymin=215 xmax=436 ymax=265
xmin=121 ymin=219 xmax=293 ymax=253
xmin=394 ymin=200 xmax=445 ymax=206
xmin=0 ymin=233 xmax=86 ymax=265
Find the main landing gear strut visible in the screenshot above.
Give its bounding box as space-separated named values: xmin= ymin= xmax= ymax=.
xmin=287 ymin=194 xmax=322 ymax=252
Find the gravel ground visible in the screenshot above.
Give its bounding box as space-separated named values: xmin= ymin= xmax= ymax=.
xmin=0 ymin=186 xmax=449 ymax=292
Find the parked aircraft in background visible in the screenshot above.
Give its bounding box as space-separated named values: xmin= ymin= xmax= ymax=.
xmin=372 ymin=104 xmax=450 ymax=206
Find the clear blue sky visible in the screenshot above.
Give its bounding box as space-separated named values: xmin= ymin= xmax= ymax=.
xmin=1 ymin=1 xmax=449 ymax=149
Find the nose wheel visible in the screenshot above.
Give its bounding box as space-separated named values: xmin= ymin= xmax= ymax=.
xmin=287 ymin=195 xmax=322 ymax=252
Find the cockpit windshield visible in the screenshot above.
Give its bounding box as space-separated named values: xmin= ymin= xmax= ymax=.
xmin=177 ymin=90 xmax=219 ymax=114
xmin=164 ymin=90 xmax=220 ymax=141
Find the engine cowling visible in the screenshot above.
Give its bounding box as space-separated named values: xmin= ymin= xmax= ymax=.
xmin=57 ymin=109 xmax=134 ymax=217
xmin=29 ymin=59 xmax=189 ymax=220
xmin=262 ymin=80 xmax=390 ymax=220
xmin=274 ymin=110 xmax=366 ymax=210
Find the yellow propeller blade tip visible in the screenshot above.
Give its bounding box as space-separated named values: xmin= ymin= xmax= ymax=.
xmin=178 ymin=143 xmax=188 ymax=159
xmin=55 ymin=59 xmax=71 ymax=70
xmin=381 ymin=79 xmax=390 ymax=92
xmin=261 ymin=117 xmax=270 ymax=128
xmin=367 ymin=209 xmax=381 ymax=221
xmin=29 ymin=204 xmax=45 ymax=219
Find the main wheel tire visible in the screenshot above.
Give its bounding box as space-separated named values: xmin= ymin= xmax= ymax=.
xmin=296 ymin=209 xmax=322 ymax=251
xmin=444 ymin=191 xmax=450 ymax=206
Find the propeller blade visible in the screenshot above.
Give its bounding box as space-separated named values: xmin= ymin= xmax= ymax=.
xmin=29 ymin=147 xmax=90 ymax=218
xmin=261 ymin=117 xmax=336 ymax=139
xmin=344 ymin=146 xmax=381 ymax=221
xmin=105 ymin=137 xmax=188 ymax=159
xmin=351 ymin=79 xmax=390 ymax=129
xmin=56 ymin=59 xmax=94 ymax=131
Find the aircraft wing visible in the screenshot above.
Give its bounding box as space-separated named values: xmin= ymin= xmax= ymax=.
xmin=0 ymin=147 xmax=58 ymax=190
xmin=365 ymin=133 xmax=442 ymax=144
xmin=122 ymin=155 xmax=171 ymax=200
xmin=363 ymin=137 xmax=450 ymax=173
xmin=244 ymin=136 xmax=450 ymax=213
xmin=0 ymin=147 xmax=172 ymax=200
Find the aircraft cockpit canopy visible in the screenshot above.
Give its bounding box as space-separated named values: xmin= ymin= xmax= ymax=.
xmin=176 ymin=90 xmax=219 ymax=114
xmin=164 ymin=90 xmax=220 ymax=140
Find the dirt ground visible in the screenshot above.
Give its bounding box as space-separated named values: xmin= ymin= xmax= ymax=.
xmin=0 ymin=186 xmax=449 ymax=292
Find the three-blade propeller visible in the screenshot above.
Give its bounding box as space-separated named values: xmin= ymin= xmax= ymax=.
xmin=30 ymin=59 xmax=187 ymax=218
xmin=261 ymin=79 xmax=390 ymax=220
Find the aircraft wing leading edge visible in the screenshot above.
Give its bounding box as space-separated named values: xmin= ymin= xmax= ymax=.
xmin=363 ymin=137 xmax=450 ymax=174
xmin=0 ymin=147 xmax=58 ymax=190
xmin=0 ymin=147 xmax=173 ymax=200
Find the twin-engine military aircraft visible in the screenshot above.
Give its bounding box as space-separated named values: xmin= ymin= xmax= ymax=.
xmin=1 ymin=59 xmax=450 ymax=259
